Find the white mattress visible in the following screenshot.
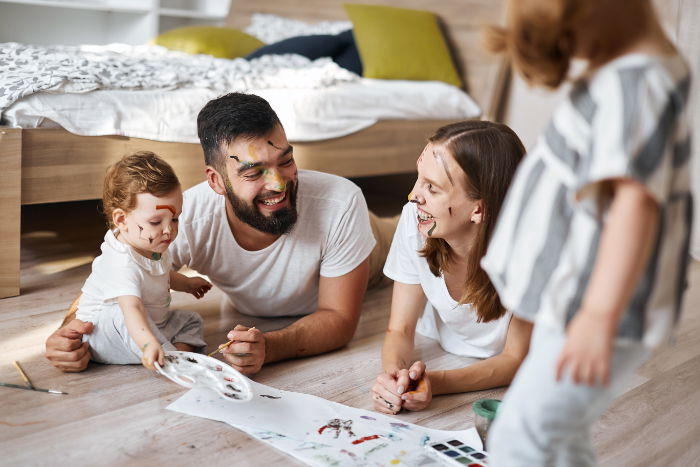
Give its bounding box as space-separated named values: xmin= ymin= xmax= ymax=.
xmin=3 ymin=79 xmax=481 ymax=143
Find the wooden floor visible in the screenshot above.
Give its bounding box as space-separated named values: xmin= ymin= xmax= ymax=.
xmin=1 ymin=178 xmax=699 ymax=466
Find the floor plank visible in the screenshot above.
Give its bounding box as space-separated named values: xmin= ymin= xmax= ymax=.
xmin=1 ymin=181 xmax=699 ymax=465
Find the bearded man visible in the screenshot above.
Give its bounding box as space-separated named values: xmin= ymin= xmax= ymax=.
xmin=45 ymin=93 xmax=395 ymax=375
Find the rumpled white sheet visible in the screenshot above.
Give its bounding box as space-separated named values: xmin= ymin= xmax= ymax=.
xmin=4 ymin=78 xmax=482 ymax=142
xmin=0 ymin=42 xmax=357 ymax=112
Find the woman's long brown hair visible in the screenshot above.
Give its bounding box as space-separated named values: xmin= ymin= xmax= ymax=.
xmin=419 ymin=121 xmax=525 ymax=322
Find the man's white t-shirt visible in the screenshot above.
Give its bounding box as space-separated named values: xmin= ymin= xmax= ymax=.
xmin=384 ymin=202 xmax=511 ymax=358
xmin=170 ymin=170 xmax=376 ymax=317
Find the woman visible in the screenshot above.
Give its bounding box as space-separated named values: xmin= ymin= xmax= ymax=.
xmin=372 ymin=120 xmax=532 ymax=414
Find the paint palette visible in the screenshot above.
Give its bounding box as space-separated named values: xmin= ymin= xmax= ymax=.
xmin=425 ymin=440 xmax=489 ymax=466
xmin=155 ymin=351 xmax=252 ymax=402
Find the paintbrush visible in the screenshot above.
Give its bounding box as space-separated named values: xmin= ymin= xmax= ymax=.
xmin=0 ymin=382 xmax=68 ymax=395
xmin=13 ymin=360 xmax=35 ymax=390
xmin=207 ymin=340 xmax=233 ymax=357
xmin=207 ymin=326 xmax=256 ymax=357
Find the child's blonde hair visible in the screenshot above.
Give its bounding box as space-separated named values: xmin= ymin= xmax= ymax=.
xmin=102 ymin=152 xmax=180 ymax=229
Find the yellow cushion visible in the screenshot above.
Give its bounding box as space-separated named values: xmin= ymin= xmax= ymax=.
xmin=152 ymin=26 xmax=265 ymax=59
xmin=344 ymin=4 xmax=462 ymax=88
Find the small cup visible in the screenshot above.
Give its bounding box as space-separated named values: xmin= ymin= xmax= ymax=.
xmin=472 ymin=398 xmax=501 ymax=450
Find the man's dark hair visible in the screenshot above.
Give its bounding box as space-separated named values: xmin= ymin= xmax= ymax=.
xmin=197 ymin=92 xmax=281 ymax=172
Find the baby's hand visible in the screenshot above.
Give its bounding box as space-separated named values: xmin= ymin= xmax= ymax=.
xmin=141 ymin=342 xmax=164 ymax=370
xmin=187 ymin=277 xmax=212 ymax=299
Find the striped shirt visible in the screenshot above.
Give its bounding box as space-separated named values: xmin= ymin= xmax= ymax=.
xmin=482 ymin=53 xmax=692 ymax=347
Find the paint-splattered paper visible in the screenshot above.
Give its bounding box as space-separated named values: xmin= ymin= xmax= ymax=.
xmin=167 ymin=380 xmax=482 ymax=466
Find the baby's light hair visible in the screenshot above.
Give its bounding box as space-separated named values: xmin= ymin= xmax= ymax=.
xmin=102 ymin=151 xmax=180 ymax=229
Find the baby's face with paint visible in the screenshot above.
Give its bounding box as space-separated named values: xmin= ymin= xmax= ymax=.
xmin=221 ymin=125 xmax=299 ymax=235
xmin=115 ymin=189 xmax=183 ymax=258
xmin=410 ymin=142 xmax=480 ymax=240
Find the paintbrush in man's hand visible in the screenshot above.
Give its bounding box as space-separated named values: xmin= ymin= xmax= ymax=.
xmin=207 ymin=326 xmax=256 ymax=357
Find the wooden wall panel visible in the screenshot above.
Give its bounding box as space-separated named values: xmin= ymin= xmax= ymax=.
xmin=0 ymin=128 xmax=21 ymax=298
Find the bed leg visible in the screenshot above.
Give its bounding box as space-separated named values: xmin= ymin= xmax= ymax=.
xmin=0 ymin=127 xmax=21 ymax=298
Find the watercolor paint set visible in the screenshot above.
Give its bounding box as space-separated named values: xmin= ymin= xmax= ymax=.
xmin=155 ymin=350 xmax=252 ymax=402
xmin=425 ymin=439 xmax=489 ymax=466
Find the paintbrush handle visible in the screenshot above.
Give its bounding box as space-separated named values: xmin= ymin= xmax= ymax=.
xmin=207 ymin=326 xmax=257 ymax=357
xmin=207 ymin=340 xmax=233 ymax=357
xmin=13 ymin=360 xmax=35 ymax=389
xmin=0 ymin=382 xmax=67 ymax=394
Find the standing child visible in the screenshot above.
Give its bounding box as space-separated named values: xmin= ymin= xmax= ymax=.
xmin=76 ymin=152 xmax=212 ymax=370
xmin=481 ymin=0 xmax=692 ymax=465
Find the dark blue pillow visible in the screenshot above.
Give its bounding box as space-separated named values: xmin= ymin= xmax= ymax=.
xmin=246 ymin=29 xmax=363 ymax=75
xmin=333 ymin=30 xmax=363 ymax=76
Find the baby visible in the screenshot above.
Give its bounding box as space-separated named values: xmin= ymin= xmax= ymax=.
xmin=75 ymin=152 xmax=211 ymax=369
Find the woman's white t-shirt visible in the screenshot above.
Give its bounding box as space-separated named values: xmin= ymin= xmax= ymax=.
xmin=383 ymin=202 xmax=511 ymax=358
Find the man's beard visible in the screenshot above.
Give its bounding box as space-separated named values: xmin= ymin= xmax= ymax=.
xmin=223 ymin=176 xmax=298 ymax=235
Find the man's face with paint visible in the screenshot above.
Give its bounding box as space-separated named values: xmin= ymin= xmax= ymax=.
xmin=221 ymin=125 xmax=299 ymax=235
xmin=115 ymin=189 xmax=183 ymax=257
xmin=410 ymin=142 xmax=481 ymax=240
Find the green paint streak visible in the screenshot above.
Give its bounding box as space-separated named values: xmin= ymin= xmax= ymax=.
xmin=151 ymin=252 xmax=162 ymax=260
xmin=428 ymin=221 xmax=437 ymax=236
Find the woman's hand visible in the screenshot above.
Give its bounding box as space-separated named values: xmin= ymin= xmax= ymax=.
xmin=400 ymin=361 xmax=432 ymax=411
xmin=371 ymin=371 xmax=404 ymax=414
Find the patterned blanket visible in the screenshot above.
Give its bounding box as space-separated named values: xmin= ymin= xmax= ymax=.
xmin=0 ymin=42 xmax=358 ymax=113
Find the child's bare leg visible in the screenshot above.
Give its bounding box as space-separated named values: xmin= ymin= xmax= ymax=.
xmin=174 ymin=342 xmax=195 ymax=352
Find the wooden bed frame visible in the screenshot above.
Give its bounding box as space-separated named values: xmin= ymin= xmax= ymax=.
xmin=0 ymin=0 xmax=507 ymax=298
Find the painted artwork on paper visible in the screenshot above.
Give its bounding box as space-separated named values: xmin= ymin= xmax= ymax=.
xmin=167 ymin=377 xmax=482 ymax=466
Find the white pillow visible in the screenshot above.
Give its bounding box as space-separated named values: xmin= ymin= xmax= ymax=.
xmin=244 ymin=14 xmax=353 ymax=44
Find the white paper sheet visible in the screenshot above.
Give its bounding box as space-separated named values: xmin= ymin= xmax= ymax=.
xmin=167 ymin=380 xmax=483 ymax=466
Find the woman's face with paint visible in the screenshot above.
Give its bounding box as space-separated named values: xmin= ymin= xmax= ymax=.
xmin=410 ymin=142 xmax=482 ymax=240
xmin=114 ymin=188 xmax=183 ymax=258
xmin=221 ymin=125 xmax=299 ymax=235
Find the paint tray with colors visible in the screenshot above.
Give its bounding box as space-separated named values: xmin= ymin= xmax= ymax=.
xmin=426 ymin=439 xmax=489 ymax=466
xmin=155 ymin=351 xmax=252 ymax=402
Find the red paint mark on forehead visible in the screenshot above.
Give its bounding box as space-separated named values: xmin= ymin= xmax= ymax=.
xmin=156 ymin=205 xmax=176 ymax=215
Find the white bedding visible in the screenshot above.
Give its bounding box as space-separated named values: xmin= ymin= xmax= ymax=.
xmin=4 ymin=79 xmax=481 ymax=142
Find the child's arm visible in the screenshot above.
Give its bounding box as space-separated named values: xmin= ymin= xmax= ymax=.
xmin=556 ymin=178 xmax=660 ymax=386
xmin=372 ymin=281 xmax=426 ymax=414
xmin=169 ymin=271 xmax=212 ymax=299
xmin=117 ymin=295 xmax=164 ymax=370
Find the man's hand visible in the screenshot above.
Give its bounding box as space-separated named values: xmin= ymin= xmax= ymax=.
xmin=185 ymin=277 xmax=212 ymax=299
xmin=45 ymin=319 xmax=93 ymax=372
xmin=221 ymin=324 xmax=265 ymax=375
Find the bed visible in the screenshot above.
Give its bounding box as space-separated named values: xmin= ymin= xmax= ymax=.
xmin=0 ymin=0 xmax=508 ymax=298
